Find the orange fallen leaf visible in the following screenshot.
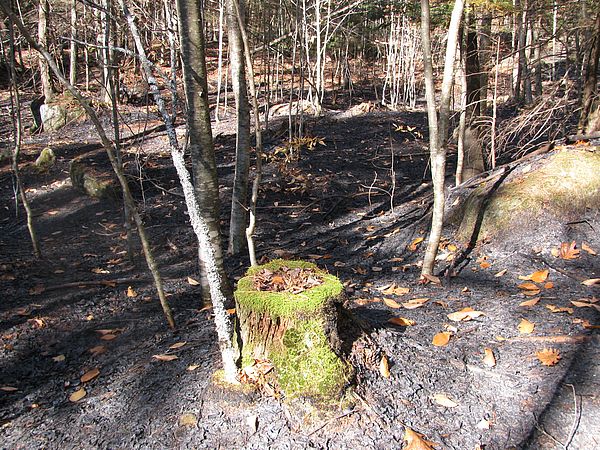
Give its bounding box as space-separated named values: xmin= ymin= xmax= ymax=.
xmin=403 ymin=427 xmax=436 ymax=450
xmin=226 ymin=308 xmax=236 ymax=314
xmin=408 ymin=237 xmax=424 ymax=252
xmin=432 ymin=331 xmax=451 ymax=347
xmin=381 ymin=284 xmax=410 ymax=296
xmin=432 ymin=393 xmax=458 ymax=408
xmin=480 ymin=261 xmax=491 ymax=269
xmin=545 ymin=304 xmax=573 ymax=314
xmin=402 ymin=298 xmax=430 ymax=309
xmin=388 ymin=317 xmax=416 ymax=326
xmin=559 ymin=241 xmax=580 ymax=260
xmin=447 ymin=307 xmax=485 ymax=322
xmin=536 ymin=348 xmax=561 ymax=366
xmin=100 ymin=334 xmax=117 ymax=341
xmin=152 ymin=354 xmax=178 ymax=361
xmin=383 ymin=298 xmax=402 ymax=309
xmin=494 ymin=269 xmax=507 ymax=277
xmin=523 ymin=289 xmax=541 ymax=296
xmin=69 ymin=388 xmax=87 ymax=402
xmin=581 ymin=242 xmax=597 ymax=255
xmin=582 ymin=278 xmax=600 ymax=286
xmin=519 ymin=297 xmax=540 ymax=307
xmin=483 ymin=348 xmax=496 ymax=367
xmin=518 ymin=318 xmax=535 ymax=334
xmin=421 ymin=273 xmax=441 ymax=285
xmin=518 ymin=282 xmax=540 ymax=291
xmin=544 ymin=282 xmax=554 ymax=289
xmin=519 ymin=270 xmax=549 ymax=283
xmin=379 ymin=355 xmax=390 ymax=378
xmin=80 ymin=368 xmax=100 ymax=383
xmin=126 ymin=286 xmax=137 ymax=298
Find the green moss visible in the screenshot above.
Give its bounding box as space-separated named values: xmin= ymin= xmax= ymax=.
xmin=235 ymin=259 xmax=343 ymax=319
xmin=271 ymin=319 xmax=348 ymax=399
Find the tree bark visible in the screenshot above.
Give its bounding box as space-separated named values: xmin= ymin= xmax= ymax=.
xmin=579 ymin=12 xmax=600 ymax=133
xmin=226 ymin=0 xmax=251 ymax=256
xmin=38 ymin=0 xmax=54 ymax=100
xmin=421 ymin=0 xmax=465 ymax=277
xmin=176 ymin=0 xmax=231 ymax=304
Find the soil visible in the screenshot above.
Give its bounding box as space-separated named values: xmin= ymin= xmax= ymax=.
xmin=1 ymin=90 xmax=599 ymax=450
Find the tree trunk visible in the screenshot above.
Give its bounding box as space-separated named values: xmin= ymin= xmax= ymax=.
xmin=69 ymin=0 xmax=77 ymax=86
xmin=226 ymin=0 xmax=251 ymax=256
xmin=421 ymin=0 xmax=465 ymax=277
xmin=579 ymin=12 xmax=600 ymax=133
xmin=175 ymin=0 xmax=232 ymax=304
xmin=38 ymin=0 xmax=54 ymax=101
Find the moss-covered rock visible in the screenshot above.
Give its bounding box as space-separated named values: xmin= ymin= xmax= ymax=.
xmin=70 ymin=158 xmax=119 ymax=199
xmin=454 ymin=147 xmax=600 ymax=244
xmin=34 ymin=147 xmax=56 ymax=171
xmin=235 ymin=259 xmax=349 ymax=401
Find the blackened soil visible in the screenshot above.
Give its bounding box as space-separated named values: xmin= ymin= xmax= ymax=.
xmin=1 ymin=96 xmax=599 ymax=449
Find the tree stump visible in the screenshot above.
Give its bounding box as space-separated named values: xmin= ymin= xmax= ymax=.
xmin=234 ymin=259 xmax=349 ymax=401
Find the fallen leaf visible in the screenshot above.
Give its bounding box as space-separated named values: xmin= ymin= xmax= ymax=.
xmin=80 ymin=368 xmax=100 ymax=383
xmin=379 ymin=355 xmax=390 ymax=378
xmin=179 ymin=413 xmax=198 ymax=427
xmin=403 ymin=427 xmax=436 ymax=450
xmin=559 ymin=241 xmax=580 ymax=260
xmin=371 ymin=266 xmax=383 ymax=272
xmin=432 ymin=393 xmax=458 ymax=408
xmin=187 ymin=364 xmax=200 ymax=371
xmin=483 ymin=348 xmax=496 ymax=367
xmin=169 ymin=341 xmax=187 ymax=350
xmin=551 ymin=247 xmax=560 ymax=257
xmin=226 ymin=308 xmax=236 ymax=315
xmin=544 ymin=282 xmax=554 ymax=289
xmin=69 ymin=388 xmax=87 ymax=402
xmin=152 ymin=354 xmax=178 ymax=361
xmin=381 ymin=284 xmax=410 ymax=296
xmin=388 ymin=317 xmax=416 ymax=326
xmin=518 ymin=318 xmax=535 ymax=334
xmin=383 ymin=298 xmax=402 ymax=309
xmin=494 ymin=269 xmax=507 ymax=277
xmin=582 ymin=242 xmax=597 ymax=255
xmin=28 ymin=285 xmax=45 ymax=295
xmin=432 ymin=331 xmax=451 ymax=347
xmin=480 ymin=261 xmax=491 ymax=269
xmin=402 ymin=298 xmax=430 ymax=309
xmin=408 ymin=237 xmax=424 ymax=252
xmin=333 ymin=261 xmax=346 ymax=267
xmin=421 ymin=273 xmax=441 ymax=285
xmin=545 ymin=304 xmax=573 ymax=314
xmin=447 ymin=307 xmax=485 ymax=322
xmin=0 ymin=386 xmax=18 ymax=392
xmin=88 ymin=345 xmax=106 ymax=356
xmin=52 ymin=354 xmax=66 ymax=362
xmin=91 ymin=268 xmax=110 ymax=274
xmin=519 ymin=297 xmax=540 ymax=307
xmin=518 ymin=282 xmax=540 ymax=291
xmin=523 ymin=289 xmax=541 ymax=296
xmin=187 ymin=277 xmax=200 ymax=286
xmin=582 ymin=278 xmax=600 ymax=286
xmin=100 ymin=334 xmax=117 ymax=341
xmin=536 ymin=348 xmax=561 ymax=366
xmin=519 ymin=270 xmax=549 ymax=283
xmin=126 ymin=286 xmax=137 ymax=298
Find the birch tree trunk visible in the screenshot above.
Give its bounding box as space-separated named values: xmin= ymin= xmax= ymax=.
xmin=226 ymin=0 xmax=251 ymax=256
xmin=421 ymin=0 xmax=465 ymax=277
xmin=69 ymin=0 xmax=77 ymax=86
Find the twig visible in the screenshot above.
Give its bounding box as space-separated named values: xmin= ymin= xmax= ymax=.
xmin=307 ymin=410 xmax=355 ymax=436
xmin=564 ymin=383 xmax=581 ymax=449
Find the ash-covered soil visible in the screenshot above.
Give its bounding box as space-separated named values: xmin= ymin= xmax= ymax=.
xmin=1 ymin=95 xmax=599 ymax=449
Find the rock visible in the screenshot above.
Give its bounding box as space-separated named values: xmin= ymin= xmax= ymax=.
xmin=34 ymin=147 xmax=56 ymax=171
xmin=39 ymin=93 xmax=87 ymax=132
xmin=70 ymin=158 xmax=119 ymax=199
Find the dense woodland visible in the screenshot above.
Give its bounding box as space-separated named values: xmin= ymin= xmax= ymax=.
xmin=1 ymin=0 xmax=599 ymax=448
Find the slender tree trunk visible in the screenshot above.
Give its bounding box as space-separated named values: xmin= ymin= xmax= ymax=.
xmin=8 ymin=14 xmax=41 ymax=258
xmin=478 ymin=11 xmax=492 ymax=111
xmin=119 ymin=0 xmax=239 ymax=383
xmin=69 ymin=0 xmax=77 ymax=86
xmin=579 ymin=12 xmax=600 ymax=133
xmin=38 ymin=0 xmax=54 ymax=100
xmin=421 ymin=0 xmax=465 ymax=277
xmin=226 ymin=0 xmax=251 ymax=256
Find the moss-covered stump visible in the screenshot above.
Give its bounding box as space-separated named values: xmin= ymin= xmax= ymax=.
xmin=235 ymin=259 xmax=350 ymax=401
xmin=70 ymin=158 xmax=120 ymax=199
xmin=453 ymin=147 xmax=600 ymax=246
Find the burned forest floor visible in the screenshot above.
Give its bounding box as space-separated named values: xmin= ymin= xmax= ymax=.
xmin=1 ymin=92 xmax=599 ymax=450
